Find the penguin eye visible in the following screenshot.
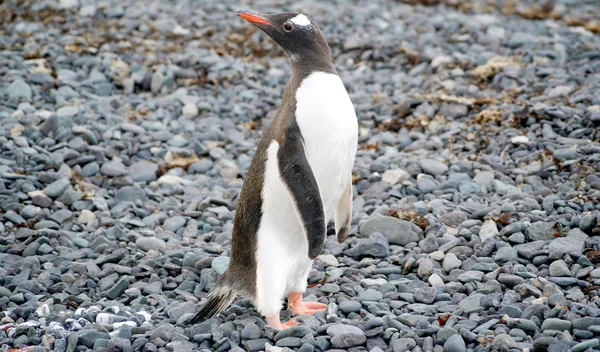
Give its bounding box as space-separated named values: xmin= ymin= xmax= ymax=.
xmin=283 ymin=23 xmax=294 ymax=32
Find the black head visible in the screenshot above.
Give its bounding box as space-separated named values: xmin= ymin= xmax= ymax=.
xmin=236 ymin=11 xmax=334 ymax=72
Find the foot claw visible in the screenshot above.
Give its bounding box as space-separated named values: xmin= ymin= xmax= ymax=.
xmin=270 ymin=319 xmax=298 ymax=330
xmin=292 ymin=302 xmax=327 ymax=316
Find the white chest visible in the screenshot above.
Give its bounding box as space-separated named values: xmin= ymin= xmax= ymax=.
xmin=294 ymin=72 xmax=358 ymax=218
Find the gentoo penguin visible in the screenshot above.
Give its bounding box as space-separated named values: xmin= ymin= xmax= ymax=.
xmin=187 ymin=10 xmax=358 ymax=330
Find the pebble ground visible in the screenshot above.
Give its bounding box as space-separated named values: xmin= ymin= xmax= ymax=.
xmin=1 ymin=0 xmax=600 ymax=351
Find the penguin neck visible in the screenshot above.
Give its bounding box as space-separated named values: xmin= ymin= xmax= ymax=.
xmin=291 ymin=56 xmax=337 ymax=80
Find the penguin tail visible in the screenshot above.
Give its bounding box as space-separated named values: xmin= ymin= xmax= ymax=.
xmin=187 ymin=285 xmax=236 ymax=325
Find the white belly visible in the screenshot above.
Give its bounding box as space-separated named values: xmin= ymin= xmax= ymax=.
xmin=295 ymin=71 xmax=358 ymax=220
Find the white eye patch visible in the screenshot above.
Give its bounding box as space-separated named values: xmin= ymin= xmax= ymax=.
xmin=290 ymin=14 xmax=311 ymax=27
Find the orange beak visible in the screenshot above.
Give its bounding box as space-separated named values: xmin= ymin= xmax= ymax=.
xmin=236 ymin=11 xmax=273 ymax=26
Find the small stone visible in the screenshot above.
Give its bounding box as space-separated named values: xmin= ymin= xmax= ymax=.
xmin=44 ymin=178 xmax=70 ymax=198
xmin=128 ymin=160 xmax=158 ymax=182
xmin=143 ymin=281 xmax=162 ymax=295
xmin=101 ymin=157 xmax=128 ymax=177
xmin=391 ymin=338 xmax=416 ymax=352
xmin=164 ymin=216 xmax=186 ymax=232
xmin=443 ymin=253 xmax=462 ymax=272
xmin=510 ymin=135 xmax=529 ymax=144
xmin=479 ymin=219 xmax=498 ymax=243
xmin=241 ymin=323 xmax=261 ymax=340
xmin=525 ymin=221 xmax=563 ymax=241
xmin=7 ymin=79 xmax=32 ymax=101
xmin=491 ymin=334 xmax=517 ymax=349
xmin=548 ymin=229 xmax=587 ymax=257
xmin=339 ymin=301 xmax=362 ymax=314
xmin=182 ymin=103 xmax=199 ymax=117
xmin=444 ymin=334 xmax=466 ymax=352
xmin=414 ymin=287 xmax=436 ymax=304
xmin=420 ymin=158 xmax=449 ymax=175
xmin=359 ymin=289 xmax=383 ymax=301
xmin=326 ymin=324 xmax=366 ymax=348
xmin=541 ymin=318 xmax=572 ymax=331
xmin=494 ymin=247 xmax=518 ymax=262
xmin=359 ymin=215 xmax=423 ymax=245
xmin=136 ymin=237 xmax=166 ymax=251
xmin=316 ymin=254 xmax=339 ymax=267
xmin=458 ymin=271 xmax=484 ymax=283
xmin=212 ymin=256 xmax=230 ymax=275
xmin=105 ymin=277 xmax=130 ymax=300
xmin=349 ymin=232 xmax=390 ymax=257
xmin=381 ymin=169 xmax=409 ymax=185
xmin=549 ymin=260 xmax=571 ymax=277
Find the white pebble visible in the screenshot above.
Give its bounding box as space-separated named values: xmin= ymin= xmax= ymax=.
xmin=182 ymin=103 xmax=198 ymax=117
xmin=510 ymin=135 xmax=529 ymax=145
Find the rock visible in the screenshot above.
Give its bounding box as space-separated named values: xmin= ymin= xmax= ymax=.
xmin=525 ymin=221 xmax=563 ymax=241
xmin=241 ymin=323 xmax=261 ymax=340
xmin=79 ymin=331 xmax=110 ymax=348
xmin=458 ymin=271 xmax=484 ymax=283
xmin=541 ymin=318 xmax=572 ymax=331
xmin=391 ymin=338 xmax=416 ymax=352
xmin=339 ymin=301 xmax=362 ymax=314
xmin=479 ymin=219 xmax=498 ymax=243
xmin=326 ymin=324 xmax=366 ymax=348
xmin=136 ymin=237 xmax=166 ymax=251
xmin=414 ymin=287 xmax=436 ymax=304
xmin=44 ymin=178 xmax=70 ymax=198
xmin=381 ymin=169 xmax=409 ymax=185
xmin=348 ymin=232 xmax=390 ymax=257
xmin=458 ymin=293 xmax=484 ymax=314
xmin=7 ymin=79 xmax=32 ymax=101
xmin=212 ymin=256 xmax=230 ymax=274
xmin=182 ymin=103 xmax=199 ymax=117
xmin=549 ymin=260 xmax=571 ymax=277
xmin=548 ymin=229 xmax=588 ymax=256
xmin=143 ymin=281 xmax=162 ymax=295
xmin=494 ymin=247 xmax=518 ymax=262
xmin=101 ymin=157 xmax=128 ymax=176
xmin=164 ymin=216 xmax=186 ymax=232
xmin=128 ymin=160 xmax=158 ymax=182
xmin=115 ymin=186 xmax=148 ymax=202
xmin=419 ymin=233 xmax=438 ymax=253
xmin=491 ymin=334 xmax=517 ymax=349
xmin=359 ymin=215 xmax=423 ymax=245
xmin=420 ymin=158 xmax=448 ymax=175
xmin=316 ymin=254 xmax=339 ymax=267
xmin=105 ymin=277 xmax=130 ymax=300
xmin=444 ymin=334 xmax=466 ymax=352
xmin=443 ymin=253 xmax=462 ymax=272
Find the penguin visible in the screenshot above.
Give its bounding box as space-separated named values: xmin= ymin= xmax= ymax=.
xmin=187 ymin=10 xmax=358 ymax=330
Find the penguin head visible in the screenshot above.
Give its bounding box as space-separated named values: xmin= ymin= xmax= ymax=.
xmin=236 ymin=11 xmax=332 ymax=64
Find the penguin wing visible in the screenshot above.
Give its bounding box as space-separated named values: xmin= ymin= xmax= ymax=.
xmin=334 ymin=177 xmax=352 ymax=243
xmin=277 ymin=131 xmax=326 ymax=259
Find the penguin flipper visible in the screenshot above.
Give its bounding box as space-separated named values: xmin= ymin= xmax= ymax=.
xmin=277 ymin=133 xmax=326 ymax=260
xmin=334 ymin=177 xmax=352 ymax=243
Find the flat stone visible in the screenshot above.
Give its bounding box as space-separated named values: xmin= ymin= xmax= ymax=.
xmin=128 ymin=160 xmax=158 ymax=182
xmin=549 ymin=260 xmax=571 ymax=277
xmin=359 ymin=215 xmax=423 ymax=245
xmin=479 ymin=219 xmax=498 ymax=243
xmin=326 ymin=324 xmax=366 ymax=348
xmin=348 ymin=232 xmax=389 ymax=257
xmin=136 ymin=237 xmax=166 ymax=251
xmin=541 ymin=318 xmax=572 ymax=331
xmin=548 ymin=229 xmax=587 ymax=257
xmin=420 ymin=158 xmax=449 ymax=175
xmin=444 ymin=334 xmax=466 ymax=352
xmin=44 ymin=178 xmax=70 ymax=198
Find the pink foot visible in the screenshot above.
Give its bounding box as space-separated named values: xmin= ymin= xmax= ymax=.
xmin=266 ymin=312 xmax=298 ymax=330
xmin=288 ymin=292 xmax=327 ymax=316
